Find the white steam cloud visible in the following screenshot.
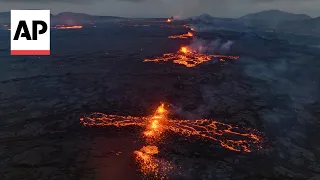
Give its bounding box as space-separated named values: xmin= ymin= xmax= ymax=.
xmin=188 ymin=38 xmax=234 ymax=54
xmin=220 ymin=40 xmax=234 ymax=53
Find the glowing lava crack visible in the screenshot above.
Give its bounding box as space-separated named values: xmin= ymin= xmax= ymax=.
xmin=144 ymin=46 xmax=239 ymax=68
xmin=168 ymin=32 xmax=194 ymax=39
xmin=80 ymin=103 xmax=263 ymax=179
xmin=80 ymin=103 xmax=263 ymax=152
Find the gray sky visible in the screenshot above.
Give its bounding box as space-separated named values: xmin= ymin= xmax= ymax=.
xmin=0 ymin=0 xmax=319 ymax=18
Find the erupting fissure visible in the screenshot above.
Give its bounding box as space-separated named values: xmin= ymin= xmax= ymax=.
xmin=144 ymin=46 xmax=239 ymax=68
xmin=80 ymin=103 xmax=263 ymax=178
xmin=143 ymin=103 xmax=167 ymax=139
xmin=169 ymin=32 xmax=194 ymax=39
xmin=80 ymin=103 xmax=263 ymax=152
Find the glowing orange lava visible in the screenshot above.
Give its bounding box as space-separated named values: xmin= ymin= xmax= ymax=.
xmin=80 ymin=104 xmax=262 ymax=152
xmin=140 ymin=145 xmax=159 ymax=155
xmin=143 ymin=103 xmax=168 ymax=139
xmin=180 ymin=46 xmax=191 ymax=53
xmin=81 ymin=103 xmax=263 ymax=178
xmin=168 ymin=32 xmax=194 ymax=39
xmin=181 ymin=24 xmax=195 ymax=31
xmin=144 ymin=46 xmax=239 ymax=68
xmin=134 ymin=145 xmax=173 ymax=179
xmin=52 ymin=25 xmax=83 ymax=29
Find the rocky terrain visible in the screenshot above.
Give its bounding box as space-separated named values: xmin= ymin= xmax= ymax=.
xmin=0 ymin=21 xmax=320 ymax=179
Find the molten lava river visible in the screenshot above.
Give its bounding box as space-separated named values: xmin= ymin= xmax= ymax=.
xmin=144 ymin=46 xmax=239 ymax=68
xmin=80 ymin=103 xmax=263 ymax=179
xmin=168 ymin=32 xmax=194 ymax=39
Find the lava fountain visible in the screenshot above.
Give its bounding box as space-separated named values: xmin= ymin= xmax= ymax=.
xmin=143 ymin=103 xmax=168 ymax=139
xmin=144 ymin=46 xmax=239 ymax=68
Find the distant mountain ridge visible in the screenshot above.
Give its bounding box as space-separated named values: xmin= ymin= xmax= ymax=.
xmin=277 ymin=17 xmax=320 ymax=35
xmin=0 ymin=12 xmax=127 ymax=24
xmin=0 ymin=10 xmax=319 ymax=35
xmin=238 ymin=10 xmax=313 ymax=30
xmin=190 ymin=10 xmax=320 ymax=35
xmin=51 ymin=12 xmax=127 ymax=25
xmin=240 ymin=10 xmax=311 ymax=21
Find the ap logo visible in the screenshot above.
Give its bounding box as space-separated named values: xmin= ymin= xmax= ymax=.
xmin=11 ymin=10 xmax=50 ymax=55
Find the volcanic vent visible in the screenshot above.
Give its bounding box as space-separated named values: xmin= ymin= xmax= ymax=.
xmin=144 ymin=46 xmax=239 ymax=68
xmin=80 ymin=103 xmax=263 ymax=178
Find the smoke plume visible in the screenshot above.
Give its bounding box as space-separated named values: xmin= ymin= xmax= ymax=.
xmin=188 ymin=38 xmax=234 ymax=54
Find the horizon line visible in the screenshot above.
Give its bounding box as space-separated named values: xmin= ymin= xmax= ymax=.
xmin=0 ymin=9 xmax=318 ymax=19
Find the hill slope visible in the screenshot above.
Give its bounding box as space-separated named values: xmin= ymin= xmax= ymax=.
xmin=277 ymin=17 xmax=320 ymax=35
xmin=0 ymin=12 xmax=126 ymax=24
xmin=239 ymin=10 xmax=312 ymax=29
xmin=240 ymin=10 xmax=311 ymax=21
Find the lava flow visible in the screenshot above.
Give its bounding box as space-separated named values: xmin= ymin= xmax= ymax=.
xmin=134 ymin=145 xmax=159 ymax=175
xmin=168 ymin=32 xmax=194 ymax=39
xmin=144 ymin=46 xmax=239 ymax=68
xmin=134 ymin=145 xmax=174 ymax=179
xmin=52 ymin=25 xmax=83 ymax=29
xmin=80 ymin=103 xmax=263 ymax=179
xmin=80 ymin=103 xmax=263 ymax=152
xmin=143 ymin=103 xmax=168 ymax=139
